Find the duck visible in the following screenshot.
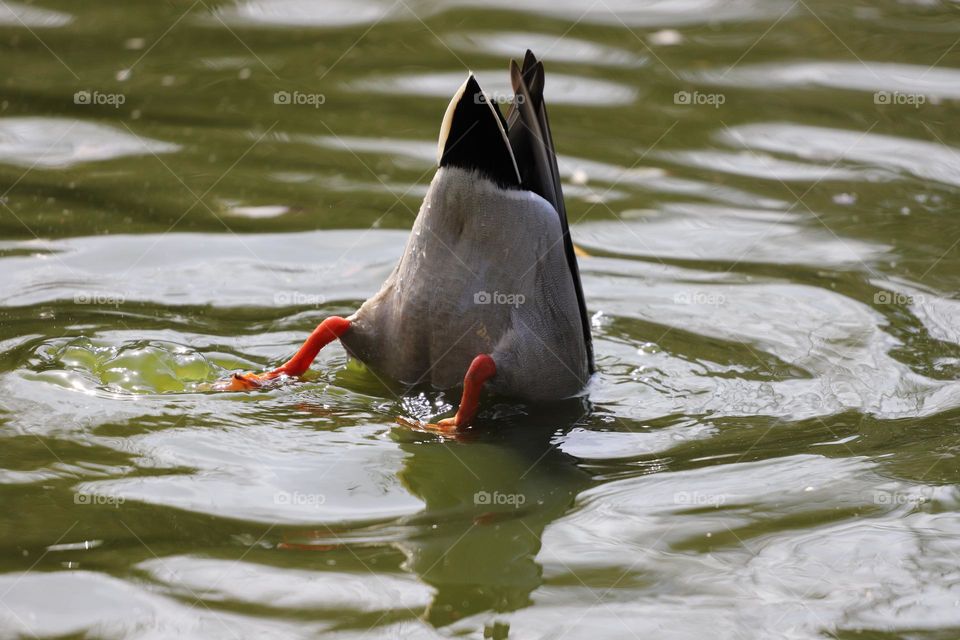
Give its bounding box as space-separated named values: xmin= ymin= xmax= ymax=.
xmin=219 ymin=50 xmax=594 ymax=431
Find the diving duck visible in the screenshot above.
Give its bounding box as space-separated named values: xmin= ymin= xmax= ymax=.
xmin=221 ymin=51 xmax=594 ymax=431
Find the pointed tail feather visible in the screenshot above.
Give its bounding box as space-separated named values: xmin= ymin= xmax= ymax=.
xmin=507 ymin=51 xmax=595 ymax=373
xmin=438 ymin=75 xmax=520 ymax=188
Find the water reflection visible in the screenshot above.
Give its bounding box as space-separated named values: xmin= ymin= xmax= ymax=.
xmin=695 ymin=61 xmax=960 ymax=101
xmin=719 ymin=123 xmax=960 ymax=189
xmin=0 ymin=2 xmax=72 ymax=28
xmin=449 ymin=32 xmax=645 ymax=68
xmin=443 ymin=0 xmax=795 ymax=27
xmin=0 ymin=118 xmax=179 ymax=169
xmin=392 ymin=406 xmax=591 ymax=626
xmin=347 ymin=70 xmax=638 ymax=106
xmin=210 ymin=0 xmax=399 ymax=28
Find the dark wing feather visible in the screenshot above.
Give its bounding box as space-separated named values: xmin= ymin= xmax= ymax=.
xmin=507 ymin=51 xmax=595 ymax=373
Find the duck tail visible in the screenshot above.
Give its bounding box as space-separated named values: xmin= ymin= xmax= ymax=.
xmin=437 ymin=74 xmax=521 ymax=189
xmin=507 ymin=51 xmax=595 ymax=373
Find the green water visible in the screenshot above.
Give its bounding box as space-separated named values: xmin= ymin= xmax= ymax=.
xmin=2 ymin=0 xmax=960 ymax=637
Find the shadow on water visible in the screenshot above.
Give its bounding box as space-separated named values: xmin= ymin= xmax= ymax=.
xmin=390 ymin=398 xmax=593 ymax=627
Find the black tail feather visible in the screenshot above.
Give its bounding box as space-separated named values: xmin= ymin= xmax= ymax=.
xmin=506 ymin=51 xmax=595 ymax=373
xmin=438 ymin=75 xmax=520 ymax=189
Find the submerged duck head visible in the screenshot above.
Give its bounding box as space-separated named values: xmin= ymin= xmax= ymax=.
xmin=223 ymin=51 xmax=594 ymax=432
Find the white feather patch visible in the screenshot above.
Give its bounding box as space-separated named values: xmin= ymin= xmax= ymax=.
xmin=436 ymin=76 xmax=469 ymax=164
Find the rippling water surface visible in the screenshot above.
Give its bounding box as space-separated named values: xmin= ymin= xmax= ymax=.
xmin=2 ymin=1 xmax=960 ymax=638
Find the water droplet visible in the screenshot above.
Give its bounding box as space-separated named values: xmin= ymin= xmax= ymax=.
xmin=833 ymin=192 xmax=857 ymax=205
xmin=649 ymin=29 xmax=683 ymax=46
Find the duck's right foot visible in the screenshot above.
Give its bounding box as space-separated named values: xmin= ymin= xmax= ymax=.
xmin=395 ymin=354 xmax=497 ymax=432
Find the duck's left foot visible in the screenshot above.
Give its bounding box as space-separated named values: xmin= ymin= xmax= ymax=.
xmin=212 ymin=316 xmax=351 ymax=392
xmin=395 ymin=415 xmax=460 ymax=434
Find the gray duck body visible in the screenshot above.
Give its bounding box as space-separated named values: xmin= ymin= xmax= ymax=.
xmin=341 ymin=165 xmax=589 ymax=401
xmin=337 ymin=51 xmax=593 ymax=403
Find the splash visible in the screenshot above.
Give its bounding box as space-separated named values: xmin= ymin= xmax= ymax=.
xmin=29 ymin=337 xmax=241 ymax=394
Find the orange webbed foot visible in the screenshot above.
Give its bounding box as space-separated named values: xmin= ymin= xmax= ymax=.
xmin=395 ymin=415 xmax=462 ymax=435
xmin=211 ymin=316 xmax=351 ymax=393
xmin=214 ymin=370 xmax=282 ymax=391
xmin=394 ymin=354 xmax=496 ymax=434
